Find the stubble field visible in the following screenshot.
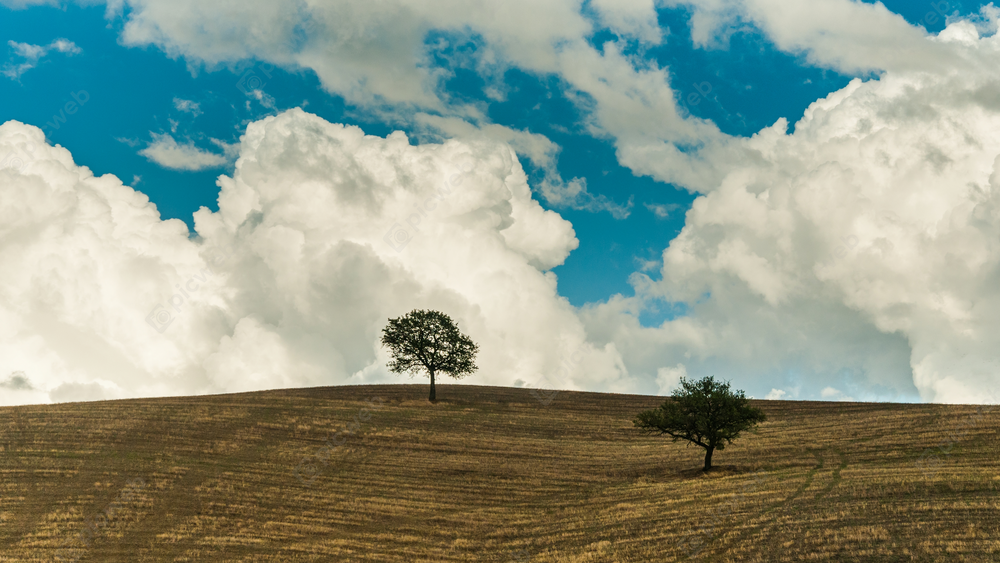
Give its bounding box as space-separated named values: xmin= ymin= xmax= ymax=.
xmin=1 ymin=384 xmax=998 ymax=562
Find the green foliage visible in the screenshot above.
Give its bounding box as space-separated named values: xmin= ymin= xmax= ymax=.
xmin=633 ymin=376 xmax=766 ymax=470
xmin=381 ymin=309 xmax=479 ymax=401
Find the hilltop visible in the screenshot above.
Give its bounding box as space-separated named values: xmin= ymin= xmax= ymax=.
xmin=1 ymin=384 xmax=997 ymax=561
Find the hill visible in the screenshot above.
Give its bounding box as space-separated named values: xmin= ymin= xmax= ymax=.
xmin=0 ymin=384 xmax=997 ymax=561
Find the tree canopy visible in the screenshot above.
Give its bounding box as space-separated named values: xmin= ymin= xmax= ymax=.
xmin=381 ymin=309 xmax=479 ymax=402
xmin=633 ymin=376 xmax=766 ymax=471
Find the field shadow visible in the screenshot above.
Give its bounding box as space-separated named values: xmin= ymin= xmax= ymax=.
xmin=617 ymin=464 xmax=762 ymax=483
xmin=674 ymin=465 xmax=758 ymax=480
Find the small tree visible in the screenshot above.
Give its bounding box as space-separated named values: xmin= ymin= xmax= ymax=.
xmin=633 ymin=376 xmax=766 ymax=471
xmin=381 ymin=309 xmax=479 ymax=402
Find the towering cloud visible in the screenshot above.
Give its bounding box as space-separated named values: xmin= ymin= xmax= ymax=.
xmin=0 ymin=111 xmax=628 ymax=405
xmin=584 ymin=21 xmax=1000 ymax=403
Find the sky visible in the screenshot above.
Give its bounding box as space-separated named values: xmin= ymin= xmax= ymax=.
xmin=2 ymin=0 xmax=1000 ymax=406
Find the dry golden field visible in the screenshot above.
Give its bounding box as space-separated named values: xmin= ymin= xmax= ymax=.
xmin=1 ymin=384 xmax=998 ymax=562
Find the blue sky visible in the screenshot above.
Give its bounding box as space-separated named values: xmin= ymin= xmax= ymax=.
xmin=0 ymin=1 xmax=978 ymax=310
xmin=3 ymin=0 xmax=1000 ymax=405
xmin=0 ymin=4 xmax=832 ymax=302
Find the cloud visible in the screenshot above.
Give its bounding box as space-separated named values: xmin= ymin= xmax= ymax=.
xmin=414 ymin=113 xmax=563 ymax=174
xmin=645 ymin=202 xmax=680 ymax=219
xmin=209 ymin=138 xmax=240 ymax=160
xmin=669 ymin=0 xmax=953 ymax=74
xmin=0 ymin=371 xmax=34 ymax=390
xmin=110 ymin=0 xmax=596 ymax=109
xmin=246 ymin=89 xmax=276 ymax=109
xmin=50 ymin=381 xmax=122 ymax=403
xmin=537 ymin=176 xmax=634 ymax=220
xmin=0 ymin=111 xmax=630 ymax=405
xmin=0 ymin=0 xmax=55 ymax=6
xmin=0 ymin=370 xmax=46 ymax=407
xmin=764 ymin=388 xmax=787 ymax=400
xmin=48 ymin=38 xmax=79 ymax=54
xmin=115 ymin=136 xmax=141 ymax=148
xmin=139 ymin=132 xmax=229 ymax=170
xmin=589 ymin=0 xmax=663 ymax=44
xmin=88 ymin=0 xmax=993 ymax=207
xmin=2 ymin=38 xmax=81 ymax=80
xmin=173 ymin=97 xmax=202 ymax=116
xmin=414 ymin=114 xmax=633 ymax=218
xmin=101 ymin=0 xmax=675 ymax=216
xmin=820 ymin=386 xmax=856 ymax=401
xmin=582 ymin=15 xmax=1000 ymax=404
xmin=656 ymin=363 xmax=686 ymax=395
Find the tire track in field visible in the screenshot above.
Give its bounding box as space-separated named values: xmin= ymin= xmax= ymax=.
xmin=1 ymin=407 xmax=135 ymax=556
xmin=748 ymin=448 xmax=849 ymax=560
xmin=77 ymin=404 xmax=281 ymax=561
xmin=813 ymin=448 xmax=847 ymax=501
xmin=699 ymin=446 xmax=848 ymax=561
xmin=127 ymin=404 xmax=289 ymax=562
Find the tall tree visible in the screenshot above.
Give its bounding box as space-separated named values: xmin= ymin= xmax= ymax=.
xmin=381 ymin=309 xmax=479 ymax=402
xmin=633 ymin=376 xmax=766 ymax=471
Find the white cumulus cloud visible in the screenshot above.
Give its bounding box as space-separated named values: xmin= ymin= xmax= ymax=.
xmin=655 ymin=363 xmax=686 ymax=395
xmin=583 ymin=17 xmax=1000 ymax=404
xmin=764 ymin=388 xmax=787 ymax=400
xmin=0 ymin=111 xmax=631 ymax=405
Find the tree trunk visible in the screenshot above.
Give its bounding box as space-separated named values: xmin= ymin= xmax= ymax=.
xmin=703 ymin=446 xmax=714 ymax=471
xmin=429 ymin=369 xmax=436 ymax=402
